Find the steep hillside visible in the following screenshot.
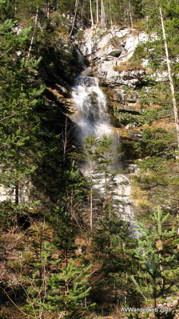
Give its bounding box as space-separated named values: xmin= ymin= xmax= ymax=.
xmin=76 ymin=25 xmax=179 ymax=218
xmin=0 ymin=0 xmax=179 ymax=318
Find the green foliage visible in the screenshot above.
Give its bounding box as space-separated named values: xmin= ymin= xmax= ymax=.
xmin=131 ymin=207 xmax=179 ymax=308
xmin=0 ymin=200 xmax=41 ymax=231
xmin=134 ymin=128 xmax=175 ymax=158
xmin=48 ymin=260 xmax=92 ymax=312
xmin=115 ymin=109 xmax=158 ymax=128
xmin=84 ymin=135 xmax=114 ymax=171
xmin=141 ymin=109 xmax=160 ymax=124
xmin=140 ymin=0 xmax=179 ymax=73
xmin=0 ymin=5 xmax=45 ymax=196
xmin=0 ymin=0 xmax=15 ymax=20
xmin=60 ymin=0 xmax=74 ymax=14
xmin=132 ymin=155 xmax=179 ymax=217
xmin=0 ymin=202 xmax=17 ymax=230
xmin=131 ymin=0 xmax=144 ymax=18
xmin=83 ymin=135 xmax=117 ymax=226
xmin=131 ymin=43 xmax=148 ymax=61
xmin=137 ymin=157 xmax=167 ymax=173
xmin=140 ymin=82 xmax=173 ymax=109
xmin=48 ymin=205 xmax=79 ymax=258
xmin=22 ymin=242 xmax=93 ymax=318
xmin=1 ymin=0 xmax=179 ymax=317
xmin=93 ymin=214 xmax=139 ymax=308
xmin=114 ymin=90 xmax=172 ymax=129
xmin=116 ymin=112 xmax=141 ymax=127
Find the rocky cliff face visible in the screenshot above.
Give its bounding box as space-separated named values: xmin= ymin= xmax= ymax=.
xmin=44 ymin=26 xmax=156 ymax=120
xmin=78 ymin=26 xmax=149 ymax=114
xmin=76 ymin=26 xmax=171 ymax=119
xmin=74 ymin=26 xmax=176 ymax=212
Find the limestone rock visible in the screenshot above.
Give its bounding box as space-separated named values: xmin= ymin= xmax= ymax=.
xmin=77 ymin=27 xmax=150 ymax=114
xmin=77 ymin=27 xmax=168 ymax=115
xmin=79 ymin=27 xmax=148 ymax=78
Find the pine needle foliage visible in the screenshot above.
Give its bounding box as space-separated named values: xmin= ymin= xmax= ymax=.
xmin=131 ymin=207 xmax=179 ymax=310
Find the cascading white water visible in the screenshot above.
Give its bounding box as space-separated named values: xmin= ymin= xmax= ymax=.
xmin=72 ymin=76 xmax=112 ymax=141
xmin=72 ymin=75 xmax=136 ymax=230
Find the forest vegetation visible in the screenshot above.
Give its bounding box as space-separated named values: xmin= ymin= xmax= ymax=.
xmin=0 ymin=0 xmax=179 ymax=318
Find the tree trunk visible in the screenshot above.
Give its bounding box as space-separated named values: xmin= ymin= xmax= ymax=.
xmin=15 ymin=182 xmax=19 ymax=204
xmin=69 ymin=0 xmax=79 ymax=37
xmin=89 ymin=157 xmax=93 ymax=231
xmin=108 ymin=0 xmax=113 ymax=27
xmin=81 ymin=0 xmax=85 ymax=27
xmin=14 ymin=0 xmax=17 ymax=16
xmin=63 ymin=116 xmax=68 ymax=161
xmin=153 ymin=295 xmax=157 ymax=318
xmin=101 ymin=0 xmax=106 ymax=26
xmin=26 ymin=6 xmax=39 ymax=63
xmin=90 ymin=0 xmax=94 ymax=27
xmin=159 ymin=6 xmax=179 ymax=150
xmin=129 ymin=0 xmax=133 ymax=28
xmin=90 ymin=186 xmax=93 ymax=231
xmin=46 ymin=0 xmax=50 ymax=18
xmin=96 ymin=0 xmax=99 ymax=24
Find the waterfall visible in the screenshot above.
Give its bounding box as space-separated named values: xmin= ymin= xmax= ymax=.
xmin=72 ymin=75 xmax=136 ymax=231
xmin=72 ymin=76 xmax=112 ymax=141
xmin=75 ymin=48 xmax=85 ymax=67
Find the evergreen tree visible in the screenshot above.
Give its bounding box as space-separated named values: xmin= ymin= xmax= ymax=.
xmin=83 ymin=135 xmax=115 ymax=230
xmin=131 ymin=207 xmax=179 ymax=312
xmin=22 ymin=241 xmax=93 ymax=318
xmin=135 ymin=0 xmax=179 ymax=151
xmin=0 ymin=0 xmax=44 ymax=203
xmin=93 ymin=215 xmax=138 ymax=310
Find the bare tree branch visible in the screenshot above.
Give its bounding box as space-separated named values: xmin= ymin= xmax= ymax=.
xmin=0 ymin=46 xmax=15 ymax=58
xmin=0 ymin=114 xmax=16 ymax=122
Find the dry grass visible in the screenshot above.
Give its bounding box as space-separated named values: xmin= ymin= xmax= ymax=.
xmin=112 ymin=127 xmax=128 ymax=138
xmin=143 ymin=104 xmax=161 ymax=110
xmin=110 ymin=37 xmax=121 ymax=49
xmin=132 ymin=184 xmax=150 ymax=207
xmin=141 ymin=118 xmax=175 ymax=132
xmin=114 ymin=61 xmax=143 ymax=72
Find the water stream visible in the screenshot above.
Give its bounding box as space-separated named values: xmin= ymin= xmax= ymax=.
xmin=72 ymin=76 xmax=112 ymax=141
xmin=72 ymin=75 xmax=135 ymax=227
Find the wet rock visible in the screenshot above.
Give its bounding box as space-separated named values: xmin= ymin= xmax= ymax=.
xmin=81 ymin=67 xmax=92 ymax=76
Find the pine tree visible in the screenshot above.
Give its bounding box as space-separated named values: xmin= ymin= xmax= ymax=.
xmin=47 ymin=259 xmax=93 ymax=315
xmin=22 ymin=241 xmax=93 ymax=318
xmin=0 ymin=0 xmax=44 ymax=203
xmin=83 ymin=135 xmax=115 ymax=230
xmin=131 ymin=207 xmax=179 ymax=313
xmin=93 ymin=214 xmax=137 ymax=308
xmin=83 ymin=136 xmax=98 ymax=231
